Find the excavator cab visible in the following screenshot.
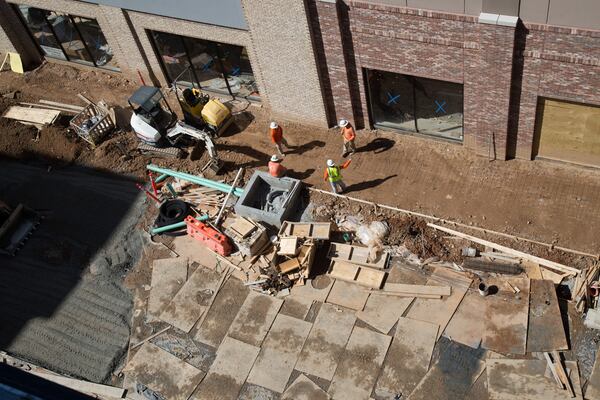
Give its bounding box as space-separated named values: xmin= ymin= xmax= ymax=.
xmin=128 ymin=86 xmax=177 ymax=145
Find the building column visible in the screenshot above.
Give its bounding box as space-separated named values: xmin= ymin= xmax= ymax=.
xmin=0 ymin=0 xmax=42 ymax=68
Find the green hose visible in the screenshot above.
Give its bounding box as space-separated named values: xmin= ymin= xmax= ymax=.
xmin=147 ymin=164 xmax=244 ymax=197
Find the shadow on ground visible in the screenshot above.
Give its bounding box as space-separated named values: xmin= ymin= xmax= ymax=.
xmin=358 ymin=138 xmax=395 ymax=154
xmin=344 ymin=174 xmax=397 ymax=193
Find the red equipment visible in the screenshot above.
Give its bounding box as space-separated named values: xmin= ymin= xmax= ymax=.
xmin=184 ymin=215 xmax=232 ymax=256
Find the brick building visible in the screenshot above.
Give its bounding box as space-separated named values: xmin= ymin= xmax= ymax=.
xmin=0 ymin=0 xmax=599 ymax=165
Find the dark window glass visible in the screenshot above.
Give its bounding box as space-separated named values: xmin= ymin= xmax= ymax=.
xmin=219 ymin=43 xmax=259 ymax=99
xmin=414 ymin=76 xmax=463 ymax=141
xmin=46 ymin=11 xmax=94 ymax=65
xmin=16 ymin=5 xmax=66 ymax=60
xmin=73 ymin=16 xmax=119 ymax=71
xmin=151 ymin=31 xmax=193 ymax=85
xmin=184 ymin=37 xmax=229 ymax=95
xmin=367 ymin=69 xmax=416 ymax=132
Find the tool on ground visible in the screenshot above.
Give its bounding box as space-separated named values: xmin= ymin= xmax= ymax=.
xmin=148 ymin=171 xmax=159 ymax=197
xmin=136 ymin=183 xmax=160 ymax=204
xmin=214 ymin=168 xmax=244 ymax=226
xmin=185 ymin=215 xmax=232 ymax=256
xmin=0 ymin=200 xmax=41 ymax=256
xmin=128 ymin=86 xmax=226 ymax=172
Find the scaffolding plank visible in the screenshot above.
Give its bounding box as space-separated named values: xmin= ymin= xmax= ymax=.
xmin=3 ymin=105 xmax=60 ymax=125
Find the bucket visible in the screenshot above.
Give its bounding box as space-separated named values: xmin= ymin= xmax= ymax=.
xmin=462 ymin=247 xmax=477 ymax=257
xmin=478 ymin=282 xmax=489 ymax=296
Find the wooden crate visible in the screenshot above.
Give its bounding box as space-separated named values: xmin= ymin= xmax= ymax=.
xmin=70 ymin=103 xmax=115 ymax=146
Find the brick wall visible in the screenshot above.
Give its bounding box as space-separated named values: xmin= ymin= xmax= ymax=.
xmin=0 ymin=0 xmax=42 ymax=67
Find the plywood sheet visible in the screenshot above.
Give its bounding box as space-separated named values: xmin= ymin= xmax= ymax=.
xmin=443 ymin=289 xmax=487 ymax=349
xmin=326 ymin=279 xmax=370 ymax=311
xmin=328 ymin=242 xmax=389 ymax=269
xmin=160 ymin=266 xmax=222 ymax=332
xmin=356 ymin=294 xmax=414 ymax=334
xmin=482 ymin=276 xmax=530 ymax=355
xmin=487 ymin=359 xmax=582 ymax=400
xmin=280 ymin=277 xmax=333 ymax=320
xmin=328 ymin=260 xmax=359 ymax=281
xmin=191 ymin=336 xmax=259 ymax=400
xmin=355 ymin=267 xmax=386 ymax=289
xmin=385 ymin=283 xmax=451 ymax=296
xmin=247 ymin=314 xmax=312 ymax=393
xmin=171 ymin=235 xmax=226 ymax=270
xmin=148 ymin=258 xmax=188 ymax=320
xmin=281 ymin=374 xmax=329 ymax=400
xmin=376 ymin=317 xmax=438 ymax=398
xmin=329 ymin=326 xmax=392 ymax=400
xmin=3 ymin=105 xmax=60 ymax=124
xmin=124 ymin=343 xmax=204 ymax=400
xmin=406 ymin=267 xmax=472 ymax=340
xmin=296 ymin=303 xmax=357 ymax=380
xmin=194 ymin=277 xmax=250 ymax=348
xmin=227 ymin=291 xmax=283 ymax=347
xmin=527 ymin=279 xmax=568 ymax=352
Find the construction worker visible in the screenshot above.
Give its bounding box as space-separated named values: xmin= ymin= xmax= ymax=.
xmin=268 ymin=155 xmax=287 ymax=178
xmin=269 ymin=121 xmax=289 ymax=157
xmin=324 ymin=159 xmax=351 ymax=194
xmin=339 ymin=119 xmax=356 ymax=157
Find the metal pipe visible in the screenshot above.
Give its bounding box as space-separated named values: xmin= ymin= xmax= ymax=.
xmin=215 ymin=168 xmax=243 ymax=226
xmin=155 ymin=174 xmax=169 ymax=183
xmin=150 ymin=214 xmax=209 ymax=235
xmin=146 ymin=164 xmax=244 ymax=196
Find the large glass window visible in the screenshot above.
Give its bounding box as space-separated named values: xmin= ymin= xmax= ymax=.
xmin=14 ymin=5 xmax=119 ymax=71
xmin=149 ymin=30 xmax=260 ymax=100
xmin=366 ymin=69 xmax=463 ymax=141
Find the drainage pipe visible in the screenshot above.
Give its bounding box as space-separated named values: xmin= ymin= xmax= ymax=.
xmin=147 ymin=164 xmax=244 ymax=197
xmin=150 ymin=214 xmax=209 ymax=235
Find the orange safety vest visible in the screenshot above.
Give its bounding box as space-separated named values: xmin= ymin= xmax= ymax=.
xmin=342 ymin=125 xmax=355 ymax=141
xmin=268 ymin=161 xmax=285 ymax=177
xmin=270 ymin=126 xmax=283 ymax=143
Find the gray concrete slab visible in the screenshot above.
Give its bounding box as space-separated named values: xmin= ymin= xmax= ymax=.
xmin=328 ymin=326 xmax=391 ymax=400
xmin=295 ymin=303 xmax=356 ymax=381
xmin=280 ymin=277 xmax=333 ymax=320
xmin=356 ymin=293 xmax=414 ymax=334
xmin=326 ymin=280 xmax=369 ymax=311
xmin=281 ymin=374 xmax=329 ymax=400
xmin=247 ymin=314 xmax=313 ymax=393
xmin=147 ymin=258 xmax=188 ymax=320
xmin=227 ymin=291 xmax=283 ymax=347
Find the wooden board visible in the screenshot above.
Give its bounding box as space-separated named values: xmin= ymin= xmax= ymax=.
xmin=482 ymin=276 xmax=531 ymax=355
xmin=584 ymin=347 xmax=600 ymax=400
xmin=172 ymin=235 xmax=227 ymax=270
xmin=194 ymin=277 xmax=250 ymax=348
xmin=326 ymin=279 xmax=370 ymax=311
xmin=328 ymin=260 xmax=360 ymax=281
xmin=296 ymin=303 xmax=357 ymax=380
xmin=541 ymin=268 xmax=568 ymax=284
xmin=160 ymin=266 xmax=222 ymax=332
xmin=356 ymin=293 xmax=414 ymax=334
xmin=356 ymin=266 xmax=386 ymax=289
xmin=281 ymin=374 xmax=329 ymax=400
xmin=527 ymin=279 xmax=568 ymax=352
xmin=230 ymin=217 xmax=257 ymax=238
xmin=28 ymin=371 xmax=125 ymax=398
xmin=328 ymin=242 xmax=389 ymax=269
xmin=3 ymin=105 xmax=60 ymax=125
xmin=522 ymin=260 xmax=543 ymax=279
xmin=375 ymin=317 xmax=439 ymax=399
xmin=443 ymin=289 xmax=486 ymax=349
xmin=147 ymin=258 xmax=188 ymax=320
xmin=247 ymin=314 xmax=312 ymax=393
xmin=487 ymin=358 xmax=583 ymax=399
xmin=280 ymin=221 xmax=331 ymax=240
xmin=227 ymin=291 xmax=283 ymax=347
xmin=329 ymin=326 xmax=392 ymax=400
xmin=384 ymin=283 xmax=451 ymax=296
xmin=279 ymin=257 xmax=301 ymax=274
xmin=124 ymin=343 xmax=205 ymax=400
xmin=191 ymin=336 xmax=260 ymax=400
xmin=280 ymin=277 xmax=334 ymax=320
xmin=278 ymin=236 xmax=298 ymax=256
xmin=406 ymin=267 xmax=472 ymax=340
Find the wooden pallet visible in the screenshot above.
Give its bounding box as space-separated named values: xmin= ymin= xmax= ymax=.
xmin=328 ymin=242 xmax=389 ymax=269
xmin=327 ymin=260 xmax=386 ymax=289
xmin=279 ymin=221 xmax=331 ymax=240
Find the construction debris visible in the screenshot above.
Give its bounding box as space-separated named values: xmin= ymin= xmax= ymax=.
xmin=70 ymin=99 xmax=116 ymax=146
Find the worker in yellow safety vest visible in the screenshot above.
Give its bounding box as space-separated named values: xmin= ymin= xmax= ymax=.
xmin=323 ymin=158 xmax=351 ymax=193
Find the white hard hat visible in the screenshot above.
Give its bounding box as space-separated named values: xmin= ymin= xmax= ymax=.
xmin=339 ymin=119 xmax=349 ymax=127
xmin=270 ymin=121 xmax=278 ymax=129
xmin=327 ymin=159 xmax=335 ymax=167
xmin=271 ymin=155 xmax=280 ymax=162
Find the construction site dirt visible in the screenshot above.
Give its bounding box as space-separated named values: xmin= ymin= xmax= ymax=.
xmin=1 ymin=63 xmax=600 ymax=397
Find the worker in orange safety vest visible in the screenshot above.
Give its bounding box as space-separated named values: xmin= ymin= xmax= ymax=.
xmin=268 ymin=155 xmax=287 ymax=178
xmin=323 ymin=158 xmax=351 ymax=193
xmin=339 ymin=118 xmax=356 ymax=158
xmin=269 ymin=121 xmax=289 ymax=157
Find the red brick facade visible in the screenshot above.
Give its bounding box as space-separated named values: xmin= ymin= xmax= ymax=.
xmin=309 ymin=0 xmax=600 ymax=160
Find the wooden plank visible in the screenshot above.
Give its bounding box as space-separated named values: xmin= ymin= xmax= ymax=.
xmin=375 ymin=317 xmax=438 ymax=398
xmin=227 ymin=291 xmax=283 ymax=347
xmin=160 ymin=266 xmax=222 ymax=332
xmin=29 ymin=371 xmax=125 ymax=398
xmin=230 ymin=217 xmax=256 ymax=238
xmin=247 ymin=314 xmax=312 ymax=393
xmin=356 ymin=293 xmax=414 ymax=334
xmin=281 ymin=374 xmax=329 ymax=400
xmin=280 ymin=221 xmax=331 ymax=240
xmin=552 ymin=351 xmax=575 ymax=397
xmin=328 ymin=260 xmax=360 ymax=281
xmin=328 ymin=242 xmax=389 ymax=269
xmin=329 ymin=326 xmax=392 ymax=400
xmin=522 ymin=260 xmax=543 ymax=279
xmin=278 ymin=236 xmax=298 ymax=256
xmin=38 ymin=99 xmax=85 ymax=111
xmin=406 ymin=267 xmax=472 ymax=340
xmin=124 ymin=343 xmax=204 ymax=400
xmin=326 ymin=279 xmax=370 ymax=311
xmin=527 ymin=280 xmax=568 ymax=352
xmin=543 ymin=352 xmax=564 ymax=387
xmin=3 ymin=105 xmax=60 ymax=125
xmin=443 ymin=289 xmax=486 ymax=349
xmin=482 ymin=276 xmax=530 ymax=354
xmin=191 ymin=337 xmax=259 ymax=400
xmin=486 ymin=359 xmax=582 ymax=399
xmin=427 ymin=223 xmax=580 ymax=275
xmin=279 ymin=257 xmax=301 ymax=274
xmin=355 ymin=267 xmax=386 ymax=289
xmin=541 ymin=268 xmax=568 ymax=284
xmin=384 ymin=283 xmax=451 ymax=296
xmin=147 ymin=258 xmax=188 ymax=320
xmin=296 ymin=303 xmax=357 ymax=380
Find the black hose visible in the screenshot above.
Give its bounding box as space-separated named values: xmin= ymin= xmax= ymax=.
xmin=154 ymin=200 xmax=191 ymax=236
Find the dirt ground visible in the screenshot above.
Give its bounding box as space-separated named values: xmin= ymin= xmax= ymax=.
xmin=1 ymin=62 xmax=599 ymax=256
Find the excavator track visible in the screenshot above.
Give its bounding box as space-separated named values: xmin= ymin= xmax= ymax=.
xmin=137 ymin=143 xmax=184 ymax=159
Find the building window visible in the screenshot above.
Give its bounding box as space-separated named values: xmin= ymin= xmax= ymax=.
xmin=14 ymin=5 xmax=119 ymax=71
xmin=366 ymin=69 xmax=463 ymax=141
xmin=149 ymin=30 xmax=260 ymax=101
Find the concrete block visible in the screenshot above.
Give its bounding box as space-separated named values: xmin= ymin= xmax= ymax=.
xmin=497 ymin=15 xmax=519 ymax=27
xmin=478 ymin=12 xmax=499 ymax=25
